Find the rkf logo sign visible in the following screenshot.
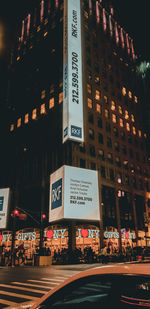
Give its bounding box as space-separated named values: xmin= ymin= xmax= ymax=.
xmin=0 ymin=197 xmax=4 ymax=211
xmin=71 ymin=125 xmax=82 ymax=138
xmin=51 ymin=178 xmax=62 ymax=210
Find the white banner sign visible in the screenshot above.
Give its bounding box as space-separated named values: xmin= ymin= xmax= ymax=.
xmin=0 ymin=188 xmax=10 ymax=229
xmin=63 ymin=0 xmax=84 ymax=143
xmin=49 ymin=166 xmax=100 ymax=222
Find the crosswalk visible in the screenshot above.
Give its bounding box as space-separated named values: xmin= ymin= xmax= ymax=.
xmin=0 ymin=273 xmax=78 ymax=309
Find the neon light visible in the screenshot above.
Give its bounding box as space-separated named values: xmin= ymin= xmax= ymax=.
xmin=120 ymin=28 xmax=125 ymax=48
xmin=27 ymin=14 xmax=31 ymax=36
xmin=115 ymin=22 xmax=119 ymax=45
xmin=96 ymin=1 xmax=100 ymax=24
xmin=126 ymin=33 xmax=130 ymax=54
xmin=40 ymin=0 xmax=44 ymax=23
xmin=109 ymin=15 xmax=113 ymax=37
xmin=89 ymin=0 xmax=92 ymax=16
xmin=55 ymin=0 xmax=58 ymax=8
xmin=47 ymin=230 xmax=54 ymax=239
xmin=102 ymin=8 xmax=107 ymax=31
xmin=131 ymin=39 xmax=136 ymax=60
xmin=81 ymin=229 xmax=88 ymax=238
xmin=21 ymin=20 xmax=24 ymax=42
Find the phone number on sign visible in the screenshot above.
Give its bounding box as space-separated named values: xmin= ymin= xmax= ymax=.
xmin=72 ymin=52 xmax=79 ymax=104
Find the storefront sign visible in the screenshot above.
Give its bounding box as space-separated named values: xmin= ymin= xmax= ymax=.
xmin=78 ymin=228 xmax=100 ymax=238
xmin=49 ymin=166 xmax=100 ymax=222
xmin=63 ymin=0 xmax=84 ymax=143
xmin=44 ymin=229 xmax=66 ymax=239
xmin=0 ymin=188 xmax=10 ymax=229
xmin=104 ymin=231 xmax=135 ymax=240
xmin=0 ymin=234 xmax=11 ymax=242
xmin=17 ymin=232 xmax=36 ymax=241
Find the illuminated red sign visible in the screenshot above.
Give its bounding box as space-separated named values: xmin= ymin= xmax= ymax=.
xmin=47 ymin=230 xmax=54 ymax=239
xmin=0 ymin=235 xmax=2 ymax=242
xmin=81 ymin=229 xmax=88 ymax=238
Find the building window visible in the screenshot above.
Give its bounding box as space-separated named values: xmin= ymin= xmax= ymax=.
xmin=136 ymin=152 xmax=140 ymax=161
xmin=88 ymin=113 xmax=94 ymax=123
xmin=124 ymin=110 xmax=129 ymax=119
xmin=121 ymin=131 xmax=126 ymax=140
xmin=98 ymin=149 xmax=104 ymax=160
xmin=112 ymin=114 xmax=117 ymax=123
xmin=90 ymin=162 xmax=96 ymax=170
xmin=95 ymin=76 xmax=100 ymax=85
xmin=96 ymin=104 xmax=101 ymax=113
xmin=114 ymin=141 xmax=119 ymax=151
xmin=10 ymin=124 xmax=14 ymax=132
xmin=97 ymin=118 xmax=102 ymax=128
xmin=125 ymin=175 xmax=130 ymax=185
xmin=132 ymin=126 xmax=136 ymax=135
xmin=126 ymin=123 xmax=130 ymax=131
xmin=107 ymin=137 xmax=112 ymax=148
xmin=122 ymin=145 xmax=127 ymax=155
xmin=134 ymin=96 xmax=138 ymax=103
xmin=17 ymin=118 xmax=21 ymax=128
xmin=119 ymin=118 xmax=124 ymax=127
xmin=138 ymin=130 xmax=142 ymax=138
xmin=98 ymin=133 xmax=103 ymax=144
xmin=111 ymin=100 xmax=115 ymax=111
xmin=129 ymin=148 xmax=133 ymax=158
xmin=80 ymin=159 xmax=86 ymax=168
xmin=115 ymin=156 xmax=121 ymax=167
xmin=106 ymin=122 xmax=111 ymax=132
xmin=87 ymin=83 xmax=92 ymax=94
xmin=107 ymin=153 xmax=113 ymax=163
xmin=95 ymin=90 xmax=100 ymax=100
xmin=109 ymin=168 xmax=114 ymax=180
xmin=128 ymin=91 xmax=132 ymax=99
xmin=118 ymin=106 xmax=122 ymax=114
xmin=49 ymin=97 xmax=54 ymax=109
xmin=32 ymin=108 xmax=37 ymax=120
xmin=24 ymin=113 xmax=29 ymax=124
xmin=113 ymin=127 xmax=119 ymax=137
xmin=59 ymin=92 xmax=63 ymax=104
xmin=105 ymin=109 xmax=109 ymax=118
xmin=41 ymin=89 xmax=46 ymax=99
xmin=100 ymin=166 xmax=106 ymax=178
xmin=40 ymin=103 xmax=46 ymax=114
xmin=89 ymin=145 xmax=95 ymax=157
xmin=88 ymin=98 xmax=92 ymax=109
xmin=89 ymin=128 xmax=94 ymax=140
xmin=123 ymin=161 xmax=128 ymax=169
xmin=131 ymin=114 xmax=135 ymax=122
xmin=117 ymin=173 xmax=122 ymax=183
xmin=104 ymin=95 xmax=108 ymax=103
xmin=122 ymin=87 xmax=126 ymax=96
xmin=79 ymin=144 xmax=86 ymax=153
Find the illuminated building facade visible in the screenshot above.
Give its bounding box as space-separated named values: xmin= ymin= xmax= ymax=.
xmin=1 ymin=0 xmax=150 ymax=258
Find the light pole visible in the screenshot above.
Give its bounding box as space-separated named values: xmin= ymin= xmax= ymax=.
xmin=11 ymin=209 xmax=20 ymax=266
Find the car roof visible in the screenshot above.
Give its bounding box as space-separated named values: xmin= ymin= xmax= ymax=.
xmin=31 ymin=262 xmax=150 ymax=309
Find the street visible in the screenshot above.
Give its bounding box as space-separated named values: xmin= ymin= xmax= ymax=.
xmin=0 ymin=263 xmax=101 ymax=308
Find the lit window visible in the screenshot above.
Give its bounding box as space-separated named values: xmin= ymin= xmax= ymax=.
xmin=96 ymin=104 xmax=101 ymax=113
xmin=87 ymin=84 xmax=92 ymax=94
xmin=144 ymin=133 xmax=147 ymax=138
xmin=84 ymin=10 xmax=88 ymax=19
xmin=118 ymin=106 xmax=122 ymax=114
xmin=119 ymin=118 xmax=124 ymax=127
xmin=50 ymin=86 xmax=54 ymax=94
xmin=17 ymin=56 xmax=20 ymax=61
xmin=10 ymin=124 xmax=14 ymax=132
xmin=128 ymin=91 xmax=132 ymax=99
xmin=134 ymin=96 xmax=138 ymax=103
xmin=88 ymin=98 xmax=92 ymax=109
xmin=44 ymin=31 xmax=48 ymax=37
xmin=49 ymin=97 xmax=54 ymax=109
xmin=122 ymin=87 xmax=126 ymax=96
xmin=111 ymin=100 xmax=115 ymax=111
xmin=59 ymin=92 xmax=63 ymax=104
xmin=32 ymin=108 xmax=37 ymax=120
xmin=138 ymin=130 xmax=142 ymax=138
xmin=95 ymin=90 xmax=100 ymax=100
xmin=40 ymin=103 xmax=46 ymax=114
xmin=41 ymin=90 xmax=46 ymax=99
xmin=132 ymin=126 xmax=136 ymax=135
xmin=124 ymin=110 xmax=129 ymax=119
xmin=126 ymin=123 xmax=130 ymax=131
xmin=17 ymin=118 xmax=21 ymax=128
xmin=24 ymin=113 xmax=29 ymax=124
xmin=44 ymin=18 xmax=48 ymax=25
xmin=112 ymin=114 xmax=117 ymax=123
xmin=59 ymin=81 xmax=63 ymax=88
xmin=131 ymin=114 xmax=135 ymax=122
xmin=105 ymin=109 xmax=109 ymax=118
xmin=37 ymin=25 xmax=41 ymax=32
xmin=104 ymin=96 xmax=108 ymax=103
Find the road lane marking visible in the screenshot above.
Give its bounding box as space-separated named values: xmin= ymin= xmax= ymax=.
xmin=0 ymin=290 xmax=39 ymax=300
xmin=41 ymin=278 xmax=65 ymax=282
xmin=12 ymin=282 xmax=52 ymax=289
xmin=28 ymin=280 xmax=58 ymax=285
xmin=0 ymin=299 xmax=18 ymax=306
xmin=0 ymin=284 xmax=47 ymax=294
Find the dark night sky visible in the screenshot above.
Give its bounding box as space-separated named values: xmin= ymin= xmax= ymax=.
xmin=0 ymin=0 xmax=150 ymax=60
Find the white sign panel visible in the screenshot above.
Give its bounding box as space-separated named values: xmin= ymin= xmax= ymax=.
xmin=0 ymin=188 xmax=10 ymax=229
xmin=63 ymin=0 xmax=84 ymax=143
xmin=49 ymin=166 xmax=100 ymax=222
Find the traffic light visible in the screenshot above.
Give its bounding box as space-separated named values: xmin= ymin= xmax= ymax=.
xmin=42 ymin=214 xmax=46 ymax=220
xmin=14 ymin=209 xmax=19 ymax=216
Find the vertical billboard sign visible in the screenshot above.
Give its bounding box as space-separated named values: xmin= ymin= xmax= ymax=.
xmin=49 ymin=166 xmax=100 ymax=222
xmin=0 ymin=188 xmax=10 ymax=229
xmin=63 ymin=0 xmax=84 ymax=143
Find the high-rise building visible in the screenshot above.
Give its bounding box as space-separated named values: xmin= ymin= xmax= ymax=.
xmin=1 ymin=0 xmax=150 ymax=259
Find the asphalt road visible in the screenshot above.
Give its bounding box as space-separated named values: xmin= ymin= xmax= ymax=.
xmin=0 ymin=263 xmax=101 ymax=308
